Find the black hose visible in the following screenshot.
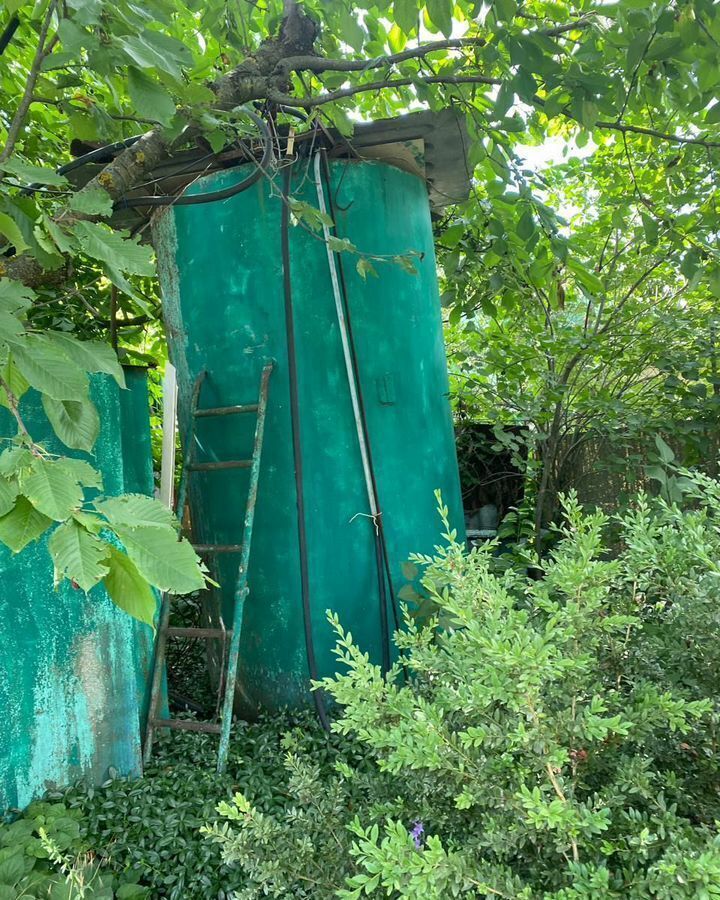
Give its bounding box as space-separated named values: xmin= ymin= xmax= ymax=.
xmin=0 ymin=15 xmax=20 ymax=55
xmin=117 ymin=111 xmax=272 ymax=208
xmin=318 ymin=149 xmax=401 ymax=671
xmin=20 ymin=111 xmax=271 ymax=209
xmin=19 ymin=136 xmax=145 ymax=197
xmin=281 ymin=163 xmax=331 ymax=732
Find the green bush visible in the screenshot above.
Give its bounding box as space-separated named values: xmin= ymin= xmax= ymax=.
xmin=0 ymin=801 xmax=147 ymax=898
xmin=207 ymin=480 xmax=720 ymax=898
xmin=51 ymin=715 xmax=356 ymax=898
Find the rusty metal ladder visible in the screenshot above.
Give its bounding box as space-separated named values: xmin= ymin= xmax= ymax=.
xmin=143 ymin=361 xmax=273 ymax=774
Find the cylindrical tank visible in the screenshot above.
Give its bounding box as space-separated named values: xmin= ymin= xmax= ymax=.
xmin=154 ymin=159 xmax=465 ymax=715
xmin=0 ymin=369 xmax=158 ymax=812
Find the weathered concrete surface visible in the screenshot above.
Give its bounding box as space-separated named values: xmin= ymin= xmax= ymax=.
xmin=0 ymin=370 xmax=157 ymax=813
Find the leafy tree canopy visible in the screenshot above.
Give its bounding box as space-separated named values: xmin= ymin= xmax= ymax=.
xmin=1 ymin=0 xmax=719 ymax=611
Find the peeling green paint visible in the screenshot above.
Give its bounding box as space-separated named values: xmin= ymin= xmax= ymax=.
xmin=0 ymin=370 xmax=157 ymax=814
xmin=154 ymin=160 xmax=465 ymax=717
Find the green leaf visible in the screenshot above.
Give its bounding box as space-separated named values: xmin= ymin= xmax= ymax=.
xmin=0 ymin=356 xmax=29 ymax=411
xmin=441 ymin=223 xmax=465 ymax=249
xmin=113 ymin=524 xmax=205 ymax=594
xmin=11 ymin=335 xmax=88 ymax=400
xmin=494 ymin=0 xmax=517 ymax=19
xmin=0 ymin=157 xmax=67 ymax=186
xmin=0 ymin=213 xmax=29 ymax=253
xmin=0 ymin=854 xmax=26 ymax=886
xmin=337 ymin=10 xmax=365 ymax=52
xmin=103 ymin=546 xmax=157 ymax=626
xmin=95 ymin=494 xmax=177 ymax=530
xmin=0 ymin=496 xmax=53 ymax=552
xmin=118 ymin=32 xmax=192 ymax=79
xmin=49 ymin=519 xmax=110 ymax=591
xmin=681 ymin=249 xmax=700 ymax=280
xmin=567 ymin=257 xmax=603 ymax=294
xmin=626 ymin=31 xmax=649 ymax=73
xmin=356 ymin=257 xmax=378 ymax=279
xmin=42 ymin=395 xmax=100 ymax=452
xmin=21 ymin=458 xmax=85 ymax=521
xmin=0 ymin=279 xmax=34 ymax=314
xmin=706 ymin=102 xmax=720 ymax=125
xmin=127 ymin=68 xmax=176 ymax=126
xmin=0 ymin=446 xmax=34 ymax=476
xmin=43 ymin=217 xmax=76 ymax=254
xmin=72 ymin=222 xmax=155 ymax=276
xmin=45 ymin=333 xmax=125 ymax=387
xmin=655 ymin=434 xmax=675 ymax=464
xmin=641 ymin=212 xmax=659 ymax=244
xmin=57 ymin=458 xmax=103 ymax=490
xmin=0 ymin=307 xmax=24 ymax=342
xmin=394 ymin=0 xmax=418 ymax=32
xmin=68 ymin=188 xmax=114 ymax=218
xmin=0 ymin=477 xmax=18 ymax=518
xmin=517 ymin=210 xmax=536 ymax=240
xmin=425 ymin=0 xmax=452 ymax=37
xmin=495 ymin=84 xmax=516 ymax=120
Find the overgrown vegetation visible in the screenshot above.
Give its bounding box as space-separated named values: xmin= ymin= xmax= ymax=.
xmin=49 ymin=716 xmax=354 ymax=899
xmin=6 ymin=473 xmax=720 ymax=897
xmin=207 ymin=479 xmax=720 ymax=898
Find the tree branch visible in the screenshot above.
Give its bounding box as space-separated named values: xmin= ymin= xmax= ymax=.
xmin=269 ymin=73 xmax=501 ymax=108
xmin=594 ymin=120 xmax=720 ymax=150
xmin=0 ymin=0 xmax=59 ymax=163
xmin=0 ymin=373 xmax=37 ymax=451
xmin=276 ymin=37 xmax=487 ymax=75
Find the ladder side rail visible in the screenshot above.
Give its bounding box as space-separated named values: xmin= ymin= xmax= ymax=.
xmin=217 ymin=362 xmax=273 ymax=773
xmin=143 ymin=369 xmax=205 ymax=764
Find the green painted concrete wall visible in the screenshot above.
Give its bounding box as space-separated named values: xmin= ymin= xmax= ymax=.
xmin=0 ymin=368 xmax=157 ymax=813
xmin=155 ymin=160 xmax=465 ymax=715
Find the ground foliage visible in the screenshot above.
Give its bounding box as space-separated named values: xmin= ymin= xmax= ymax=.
xmin=46 ymin=713 xmax=362 ymax=899
xmin=207 ymin=479 xmax=720 ymax=898
xmin=6 ymin=473 xmax=720 ymax=897
xmin=2 ymin=0 xmax=720 ymax=614
xmin=0 ymin=801 xmax=148 ymax=898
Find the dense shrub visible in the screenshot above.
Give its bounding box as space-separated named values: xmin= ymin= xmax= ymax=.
xmin=51 ymin=715 xmax=354 ymax=899
xmin=0 ymin=801 xmax=148 ymax=898
xmin=207 ymin=479 xmax=720 ymax=898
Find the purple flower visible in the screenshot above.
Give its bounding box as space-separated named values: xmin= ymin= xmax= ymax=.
xmin=410 ymin=820 xmax=424 ymax=849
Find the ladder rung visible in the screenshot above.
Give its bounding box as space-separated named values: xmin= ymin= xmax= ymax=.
xmin=154 ymin=718 xmax=222 ymax=734
xmin=195 ymin=403 xmax=259 ymax=418
xmin=193 ymin=543 xmax=243 ymax=554
xmin=166 ymin=627 xmax=231 ymax=639
xmin=187 ymin=460 xmax=252 ymax=471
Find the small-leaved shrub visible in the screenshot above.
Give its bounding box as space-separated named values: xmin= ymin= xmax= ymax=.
xmin=208 ymin=477 xmax=720 ymax=898
xmin=50 ymin=715 xmax=357 ymax=898
xmin=0 ymin=802 xmax=147 ymax=898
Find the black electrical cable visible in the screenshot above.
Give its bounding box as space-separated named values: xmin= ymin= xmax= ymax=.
xmin=0 ymin=15 xmax=20 ymax=55
xmin=19 ymin=136 xmax=144 ymax=197
xmin=282 ymin=163 xmax=331 ymax=732
xmin=318 ymin=149 xmax=401 ymax=672
xmin=18 ymin=112 xmax=271 ymax=208
xmin=117 ymin=111 xmax=272 ymax=208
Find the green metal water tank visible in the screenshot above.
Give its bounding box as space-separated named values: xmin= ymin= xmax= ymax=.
xmin=0 ymin=368 xmax=158 ymax=812
xmin=154 ymin=159 xmax=464 ymax=715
